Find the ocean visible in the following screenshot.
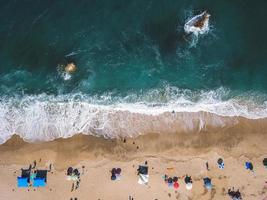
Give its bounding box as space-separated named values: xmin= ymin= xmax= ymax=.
xmin=1 ymin=0 xmax=267 ymax=143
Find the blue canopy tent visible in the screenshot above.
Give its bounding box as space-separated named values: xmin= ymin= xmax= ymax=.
xmin=33 ymin=170 xmax=47 ymax=187
xmin=17 ymin=177 xmax=29 ymax=187
xmin=17 ymin=169 xmax=31 ymax=188
xmin=33 ymin=178 xmax=46 ymax=187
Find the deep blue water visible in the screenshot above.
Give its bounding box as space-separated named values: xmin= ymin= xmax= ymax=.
xmin=0 ymin=0 xmax=267 ymax=106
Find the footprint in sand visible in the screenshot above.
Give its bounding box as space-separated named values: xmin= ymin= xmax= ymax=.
xmin=210 ymin=188 xmax=216 ymax=199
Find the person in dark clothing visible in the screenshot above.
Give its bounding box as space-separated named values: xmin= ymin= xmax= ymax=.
xmin=67 ymin=167 xmax=73 ymax=176
xmin=75 ymin=181 xmax=80 ymax=190
xmin=49 ymin=164 xmax=52 ymax=172
xmin=71 ymin=183 xmax=74 ymax=192
xmin=33 ymin=160 xmax=36 ymax=169
xmin=206 ymin=162 xmax=210 ymax=171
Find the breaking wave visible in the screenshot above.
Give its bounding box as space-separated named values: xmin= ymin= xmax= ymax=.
xmin=0 ymin=86 xmax=267 ymax=144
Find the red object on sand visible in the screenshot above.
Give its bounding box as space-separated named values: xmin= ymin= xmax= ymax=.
xmin=174 ymin=182 xmax=179 ymax=189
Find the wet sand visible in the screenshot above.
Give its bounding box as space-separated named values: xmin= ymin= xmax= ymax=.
xmin=0 ymin=118 xmax=267 ymax=200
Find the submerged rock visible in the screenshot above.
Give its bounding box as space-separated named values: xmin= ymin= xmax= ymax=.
xmin=65 ymin=62 xmax=77 ymax=73
xmin=184 ymin=11 xmax=210 ymax=35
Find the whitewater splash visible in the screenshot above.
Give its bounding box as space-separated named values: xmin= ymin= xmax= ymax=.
xmin=0 ymin=87 xmax=267 ymax=144
xmin=184 ymin=11 xmax=210 ymax=36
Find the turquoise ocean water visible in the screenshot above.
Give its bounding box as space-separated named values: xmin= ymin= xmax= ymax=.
xmin=0 ymin=0 xmax=267 ymax=142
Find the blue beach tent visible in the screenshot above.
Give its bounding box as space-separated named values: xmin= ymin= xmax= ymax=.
xmin=33 ymin=170 xmax=48 ymax=187
xmin=17 ymin=169 xmax=31 ymax=188
xmin=17 ymin=177 xmax=28 ymax=187
xmin=33 ymin=178 xmax=46 ymax=187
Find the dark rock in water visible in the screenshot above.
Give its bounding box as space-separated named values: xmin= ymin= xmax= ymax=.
xmin=184 ymin=11 xmax=210 ymax=35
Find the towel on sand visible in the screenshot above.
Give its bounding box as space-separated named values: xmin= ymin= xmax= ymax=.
xmin=138 ymin=174 xmax=149 ymax=185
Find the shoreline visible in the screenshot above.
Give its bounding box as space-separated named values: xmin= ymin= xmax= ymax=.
xmin=0 ymin=129 xmax=267 ymax=199
xmin=2 ymin=110 xmax=267 ymax=144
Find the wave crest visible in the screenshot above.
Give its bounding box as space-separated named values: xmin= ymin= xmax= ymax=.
xmin=0 ymin=86 xmax=267 ymax=144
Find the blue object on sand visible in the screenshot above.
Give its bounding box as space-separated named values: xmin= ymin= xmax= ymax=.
xmin=17 ymin=177 xmax=29 ymax=187
xmin=217 ymin=158 xmax=224 ymax=169
xmin=203 ymin=177 xmax=212 ymax=190
xmin=245 ymin=162 xmax=253 ymax=170
xmin=33 ymin=178 xmax=46 ymax=187
xmin=219 ymin=163 xmax=224 ymax=169
xmin=111 ymin=173 xmax=116 ymax=180
xmin=167 ymin=182 xmax=173 ymax=187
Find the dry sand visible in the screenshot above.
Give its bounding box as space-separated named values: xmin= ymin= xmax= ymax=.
xmin=0 ymin=119 xmax=267 ymax=200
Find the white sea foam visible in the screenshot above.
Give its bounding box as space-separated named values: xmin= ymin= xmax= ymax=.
xmin=183 ymin=10 xmax=212 ymax=47
xmin=0 ymin=86 xmax=267 ymax=144
xmin=184 ymin=11 xmax=210 ymax=36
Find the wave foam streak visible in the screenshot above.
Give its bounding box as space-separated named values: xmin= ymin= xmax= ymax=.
xmin=0 ymin=87 xmax=267 ymax=144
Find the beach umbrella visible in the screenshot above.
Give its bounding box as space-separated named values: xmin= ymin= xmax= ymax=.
xmin=217 ymin=158 xmax=223 ymax=165
xmin=111 ymin=168 xmax=116 ymax=174
xmin=167 ymin=177 xmax=173 ymax=184
xmin=245 ymin=162 xmax=253 ymax=171
xmin=173 ymin=176 xmax=178 ymax=182
xmin=186 ymin=183 xmax=193 ymax=190
xmin=67 ymin=167 xmax=73 ymax=176
xmin=185 ymin=175 xmax=192 ymax=184
xmin=116 ymin=168 xmax=121 ymax=175
xmin=173 ymin=182 xmax=179 ymax=189
xmin=203 ymin=177 xmax=212 ymax=190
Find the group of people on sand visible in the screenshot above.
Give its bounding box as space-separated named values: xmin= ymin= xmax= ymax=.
xmin=17 ymin=156 xmax=267 ymax=200
xmin=163 ymin=174 xmax=193 ymax=190
xmin=66 ymin=167 xmax=81 ymax=192
xmin=109 ymin=157 xmax=267 ymax=200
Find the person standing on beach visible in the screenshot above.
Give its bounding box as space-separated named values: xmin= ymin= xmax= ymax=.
xmin=49 ymin=164 xmax=52 ymax=172
xmin=71 ymin=183 xmax=74 ymax=192
xmin=75 ymin=180 xmax=80 ymax=190
xmin=206 ymin=162 xmax=210 ymax=171
xmin=33 ymin=160 xmax=36 ymax=169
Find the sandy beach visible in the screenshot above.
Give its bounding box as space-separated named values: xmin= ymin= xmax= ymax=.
xmin=0 ymin=116 xmax=267 ymax=200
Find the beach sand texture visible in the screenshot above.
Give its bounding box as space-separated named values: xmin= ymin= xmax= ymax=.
xmin=0 ymin=118 xmax=267 ymax=200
